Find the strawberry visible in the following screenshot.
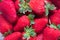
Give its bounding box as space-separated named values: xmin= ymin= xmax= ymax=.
xmin=32 ymin=18 xmax=48 ymax=33
xmin=0 ymin=1 xmax=17 ymax=23
xmin=14 ymin=15 xmax=30 ymax=32
xmin=30 ymin=34 xmax=43 ymax=40
xmin=4 ymin=32 xmax=22 ymax=40
xmin=15 ymin=0 xmax=20 ymax=10
xmin=43 ymin=26 xmax=60 ymax=40
xmin=28 ymin=0 xmax=45 ymax=15
xmin=0 ymin=15 xmax=12 ymax=34
xmin=50 ymin=9 xmax=60 ymax=25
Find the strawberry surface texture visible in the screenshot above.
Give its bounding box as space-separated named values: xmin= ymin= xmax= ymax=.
xmin=0 ymin=0 xmax=60 ymax=40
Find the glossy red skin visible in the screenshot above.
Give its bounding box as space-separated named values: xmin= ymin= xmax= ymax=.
xmin=28 ymin=0 xmax=45 ymax=15
xmin=30 ymin=37 xmax=36 ymax=40
xmin=50 ymin=10 xmax=60 ymax=25
xmin=14 ymin=15 xmax=30 ymax=32
xmin=0 ymin=15 xmax=12 ymax=34
xmin=50 ymin=0 xmax=60 ymax=9
xmin=0 ymin=1 xmax=17 ymax=23
xmin=15 ymin=0 xmax=20 ymax=11
xmin=43 ymin=27 xmax=60 ymax=40
xmin=36 ymin=34 xmax=43 ymax=40
xmin=4 ymin=32 xmax=22 ymax=40
xmin=32 ymin=18 xmax=48 ymax=33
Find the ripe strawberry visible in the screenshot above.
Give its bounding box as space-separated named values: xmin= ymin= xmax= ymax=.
xmin=30 ymin=34 xmax=43 ymax=40
xmin=15 ymin=0 xmax=20 ymax=10
xmin=4 ymin=32 xmax=22 ymax=40
xmin=0 ymin=15 xmax=12 ymax=34
xmin=43 ymin=26 xmax=60 ymax=40
xmin=50 ymin=9 xmax=60 ymax=25
xmin=28 ymin=0 xmax=45 ymax=15
xmin=32 ymin=18 xmax=48 ymax=33
xmin=0 ymin=1 xmax=17 ymax=23
xmin=14 ymin=15 xmax=30 ymax=32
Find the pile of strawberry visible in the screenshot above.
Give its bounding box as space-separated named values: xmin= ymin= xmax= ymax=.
xmin=0 ymin=0 xmax=60 ymax=40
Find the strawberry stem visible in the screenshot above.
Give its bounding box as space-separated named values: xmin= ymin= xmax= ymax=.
xmin=28 ymin=14 xmax=35 ymax=25
xmin=3 ymin=30 xmax=12 ymax=37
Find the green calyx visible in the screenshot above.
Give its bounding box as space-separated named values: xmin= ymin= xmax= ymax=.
xmin=49 ymin=20 xmax=60 ymax=30
xmin=28 ymin=14 xmax=35 ymax=25
xmin=23 ymin=27 xmax=36 ymax=40
xmin=45 ymin=1 xmax=56 ymax=16
xmin=50 ymin=24 xmax=57 ymax=29
xmin=49 ymin=24 xmax=60 ymax=30
xmin=3 ymin=30 xmax=12 ymax=37
xmin=19 ymin=0 xmax=32 ymax=14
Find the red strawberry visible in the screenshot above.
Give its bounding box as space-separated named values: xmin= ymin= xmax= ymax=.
xmin=0 ymin=1 xmax=17 ymax=23
xmin=32 ymin=18 xmax=48 ymax=33
xmin=28 ymin=0 xmax=45 ymax=15
xmin=50 ymin=9 xmax=60 ymax=25
xmin=0 ymin=15 xmax=12 ymax=34
xmin=30 ymin=34 xmax=43 ymax=40
xmin=43 ymin=26 xmax=60 ymax=40
xmin=4 ymin=32 xmax=22 ymax=40
xmin=14 ymin=15 xmax=30 ymax=32
xmin=15 ymin=0 xmax=20 ymax=10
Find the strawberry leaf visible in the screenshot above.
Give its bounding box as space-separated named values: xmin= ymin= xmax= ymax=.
xmin=45 ymin=3 xmax=50 ymax=16
xmin=46 ymin=3 xmax=56 ymax=10
xmin=49 ymin=4 xmax=56 ymax=10
xmin=45 ymin=3 xmax=56 ymax=16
